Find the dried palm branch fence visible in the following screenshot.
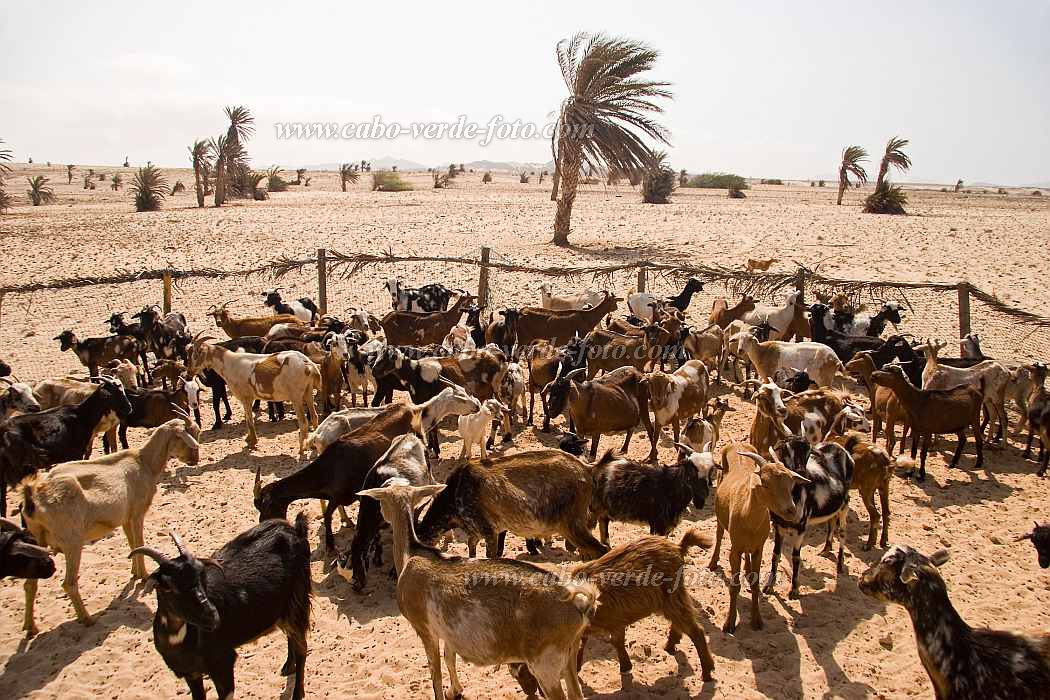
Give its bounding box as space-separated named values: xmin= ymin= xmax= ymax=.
xmin=1 ymin=247 xmax=1048 ymax=383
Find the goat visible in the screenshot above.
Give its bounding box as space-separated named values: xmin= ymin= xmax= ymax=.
xmin=585 ymin=443 xmax=715 ymax=545
xmin=682 ymin=397 xmax=734 ymax=452
xmin=0 ymin=376 xmax=132 ymax=516
xmin=745 ymin=257 xmax=778 ymax=273
xmin=54 ymin=329 xmax=143 ymax=380
xmin=380 ymin=293 xmax=475 ymax=347
xmin=115 ymin=385 xmax=191 ymax=448
xmin=808 ymin=303 xmax=894 ymax=362
xmin=345 ymin=307 xmax=383 ymax=335
xmin=764 ymin=438 xmax=854 ymax=599
xmin=647 ymin=360 xmax=710 ymax=459
xmin=207 ymin=301 xmax=302 ymax=339
xmin=0 ymin=376 xmax=41 ymax=417
xmin=0 ymin=518 xmax=55 ymax=601
xmin=772 ymin=367 xmax=818 ymax=393
xmin=31 ymin=376 xmax=122 ymax=456
xmin=484 ymin=308 xmax=518 ymax=354
xmin=441 ymin=322 xmax=476 ymax=353
xmin=107 ymin=312 xmax=153 ymax=382
xmin=513 ymin=291 xmax=621 ymax=350
xmin=871 ymin=364 xmax=984 ymax=480
xmin=134 ymin=521 xmax=312 ymax=700
xmin=707 ymin=442 xmax=811 ymax=632
xmin=537 ymin=282 xmax=605 ymax=311
xmin=860 ymin=545 xmax=1050 ymax=699
xmin=458 ymin=398 xmax=510 ymax=459
xmin=741 ymin=290 xmax=804 ymax=341
xmin=187 ymin=336 xmax=320 ymax=459
xmin=514 ymin=530 xmax=716 ymax=685
xmin=254 ymin=388 xmax=479 ymax=582
xmin=385 ymin=279 xmax=459 ymax=312
xmin=920 ymin=339 xmax=1010 ymax=445
xmin=581 ymin=327 xmax=657 ymax=377
xmin=1009 ymin=362 xmax=1047 ymax=437
xmin=358 ymin=482 xmax=597 ymax=700
xmin=303 ymin=406 xmax=386 ymax=458
xmin=525 ymin=337 xmax=587 ymax=430
xmin=709 ymin=294 xmax=758 ymax=329
xmin=845 ymin=352 xmax=911 ymax=455
xmin=262 ymin=288 xmax=318 ymax=324
xmin=416 ymin=449 xmax=608 ymax=559
xmin=732 ymin=331 xmax=843 ymax=387
xmin=827 ymin=431 xmax=895 ymax=550
xmin=131 ymin=305 xmax=190 ymax=361
xmin=500 ymin=361 xmax=527 ymax=421
xmin=1023 ymin=373 xmax=1050 ymax=476
xmin=543 ymin=366 xmax=656 ymax=461
xmin=627 ymin=277 xmax=704 ymax=321
xmin=1017 ymin=522 xmax=1050 ymax=568
xmin=20 ymin=418 xmax=199 ymax=633
xmin=683 ymin=324 xmax=725 ymax=379
xmin=831 ymin=300 xmax=903 ymax=337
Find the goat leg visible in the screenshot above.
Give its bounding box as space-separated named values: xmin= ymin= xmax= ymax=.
xmin=22 ymin=578 xmax=38 ymax=637
xmin=183 ymin=676 xmax=207 ymax=700
xmin=762 ymin=527 xmax=783 ymax=595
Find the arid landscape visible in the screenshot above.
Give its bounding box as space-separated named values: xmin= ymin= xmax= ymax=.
xmin=0 ymin=167 xmax=1048 ymax=699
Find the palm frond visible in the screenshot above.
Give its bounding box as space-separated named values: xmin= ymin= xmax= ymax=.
xmin=130 ymin=165 xmax=168 ymax=212
xmin=224 ymin=105 xmax=255 ymax=145
xmin=26 ymin=176 xmax=56 ymax=206
xmin=0 ymin=138 xmax=12 ymax=177
xmin=840 ymin=145 xmax=869 ymax=183
xmin=863 ymin=182 xmax=908 ymax=215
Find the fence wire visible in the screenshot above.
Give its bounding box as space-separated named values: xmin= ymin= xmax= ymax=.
xmin=1 ymin=250 xmax=1048 ymax=386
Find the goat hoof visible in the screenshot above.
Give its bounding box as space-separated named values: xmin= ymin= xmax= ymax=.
xmin=443 ymin=690 xmax=463 ymax=700
xmin=702 ymin=670 xmax=715 ymax=682
xmin=788 ymin=590 xmax=800 ymax=600
xmin=280 ymin=659 xmax=295 ymax=676
xmin=722 ymin=621 xmax=737 ymax=635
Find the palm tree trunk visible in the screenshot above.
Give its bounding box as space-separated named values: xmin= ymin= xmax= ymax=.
xmin=550 ymin=162 xmax=560 ymax=201
xmin=213 ymin=157 xmax=226 ymax=206
xmin=876 ymin=161 xmax=888 ymax=189
xmin=340 ymin=177 xmax=347 ymax=193
xmin=836 ymin=167 xmax=847 ymax=205
xmin=194 ymin=165 xmax=205 ymax=208
xmin=551 ymin=141 xmax=581 ymax=246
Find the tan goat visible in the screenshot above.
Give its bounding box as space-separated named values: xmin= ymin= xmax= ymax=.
xmin=207 ymin=302 xmax=302 ymax=339
xmin=648 ymin=360 xmax=710 ymax=460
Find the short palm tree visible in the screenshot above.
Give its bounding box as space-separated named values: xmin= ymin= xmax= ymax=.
xmin=955 ymin=178 xmax=963 ymax=193
xmin=641 ymin=151 xmax=676 ymax=204
xmin=26 ymin=176 xmax=56 ymax=205
xmin=188 ymin=139 xmax=210 ymax=207
xmin=550 ymin=32 xmax=672 ymax=245
xmin=130 ymin=165 xmax=167 ymax=212
xmin=338 ymin=163 xmax=359 ymax=192
xmin=111 ymin=173 xmax=123 ymax=191
xmin=876 ymin=136 xmax=911 ymax=188
xmin=864 ymin=182 xmax=908 ymax=215
xmin=836 ymin=146 xmax=869 ymax=205
xmin=295 ymin=168 xmax=306 ymax=185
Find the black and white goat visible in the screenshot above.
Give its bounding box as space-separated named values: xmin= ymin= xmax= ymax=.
xmin=262 ymin=288 xmax=318 ymax=324
xmin=829 ymin=301 xmax=903 ymax=337
xmin=627 ymin=277 xmax=705 ymax=322
xmin=860 ymin=545 xmax=1050 ymax=699
xmin=764 ymin=437 xmax=854 ymax=599
xmin=133 ymin=524 xmax=312 ymax=700
xmin=384 ymin=278 xmax=458 ymax=312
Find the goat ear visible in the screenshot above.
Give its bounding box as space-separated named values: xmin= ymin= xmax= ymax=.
xmin=899 ymin=563 xmax=920 ymax=584
xmin=928 ymin=549 xmax=950 ymax=567
xmin=142 ymin=574 xmax=158 ymax=595
xmin=411 ymin=484 xmax=446 ymax=505
xmin=672 ymin=441 xmax=694 ymax=456
xmin=357 ymin=487 xmax=389 ymax=500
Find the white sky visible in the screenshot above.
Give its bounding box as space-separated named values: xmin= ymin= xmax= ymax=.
xmin=2 ymin=0 xmax=1048 ymax=184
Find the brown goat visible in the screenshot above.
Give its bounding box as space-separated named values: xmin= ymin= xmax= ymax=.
xmin=207 ymin=303 xmax=301 ymax=339
xmin=844 ymin=352 xmax=910 ymax=454
xmin=380 ymin=294 xmax=475 ymax=347
xmin=513 ymin=292 xmax=621 ymax=350
xmin=709 ymin=295 xmax=757 ymax=328
xmin=827 ymin=431 xmax=895 ymax=550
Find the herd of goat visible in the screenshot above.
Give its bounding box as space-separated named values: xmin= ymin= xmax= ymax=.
xmin=1 ymin=277 xmax=1049 ymax=700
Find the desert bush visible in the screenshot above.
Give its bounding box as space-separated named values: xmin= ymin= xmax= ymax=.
xmin=818 ymin=179 xmax=826 ymax=187
xmin=997 ymin=188 xmax=1007 ymax=195
xmin=295 ymin=168 xmax=306 ymax=185
xmin=482 ymin=171 xmax=493 ymax=184
xmin=940 ymin=187 xmax=948 ymax=192
xmin=728 ymin=187 xmax=747 ymax=199
xmin=98 ymin=173 xmax=106 ymax=181
xmin=303 ymin=176 xmax=312 ymax=186
xmin=863 ymin=182 xmax=907 ymax=215
xmin=66 ymin=164 xmax=75 ymax=184
xmin=1033 ymin=190 xmax=1043 ymax=196
xmin=810 ymin=181 xmax=816 ymax=187
xmin=458 ymin=163 xmax=465 ymax=173
xmin=111 ymin=173 xmax=123 ymax=191
xmin=760 ymin=178 xmax=784 ymax=185
xmin=519 ymin=172 xmax=530 ymax=183
xmin=171 ymin=180 xmax=186 ymax=195
xmin=433 ymin=171 xmax=451 ymax=189
xmin=447 ymin=164 xmax=457 ymax=179
xmin=684 ymin=172 xmax=749 ymax=190
xmin=0 ymin=188 xmax=11 ymax=213
xmin=372 ymin=171 xmax=412 ymax=192
xmin=130 ymin=165 xmax=167 ymax=212
xmin=266 ymin=166 xmax=289 ymax=192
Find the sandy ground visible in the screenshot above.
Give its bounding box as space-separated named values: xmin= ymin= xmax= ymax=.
xmin=0 ymin=166 xmax=1049 ymax=699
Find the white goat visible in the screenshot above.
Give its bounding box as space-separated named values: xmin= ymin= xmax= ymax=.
xmin=0 ymin=377 xmax=41 ymax=417
xmin=742 ymin=290 xmax=803 ymax=341
xmin=458 ymin=398 xmax=509 ymax=459
xmin=305 ymin=407 xmax=387 ymax=458
xmin=537 ymin=282 xmax=605 ymax=311
xmin=19 ymin=417 xmax=200 ymax=634
xmin=500 ymin=362 xmax=527 ymax=421
xmin=441 ymin=324 xmax=476 ymax=353
xmin=732 ymin=332 xmax=843 ymax=388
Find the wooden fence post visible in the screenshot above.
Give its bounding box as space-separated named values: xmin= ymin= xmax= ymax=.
xmin=478 ymin=247 xmax=491 ymax=309
xmin=957 ymin=281 xmax=971 ymax=338
xmin=317 ymin=248 xmax=328 ymax=315
xmin=795 ymin=267 xmax=806 ymax=301
xmin=637 ymin=266 xmax=646 ymax=294
xmin=162 ymin=271 xmax=172 ymax=314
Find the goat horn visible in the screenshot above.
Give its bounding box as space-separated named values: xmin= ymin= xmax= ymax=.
xmin=169 ymin=529 xmax=190 ymax=557
xmin=254 ymin=464 xmax=263 ymax=500
xmin=737 ymin=451 xmax=768 ymax=467
xmin=128 ymin=546 xmax=170 ymax=565
xmin=1015 ymin=532 xmax=1033 ymax=542
xmin=0 ymin=517 xmax=21 ymax=532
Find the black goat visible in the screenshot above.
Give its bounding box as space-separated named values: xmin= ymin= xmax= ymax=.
xmin=583 ymin=444 xmax=715 ymax=545
xmin=133 ymin=522 xmax=311 ymax=700
xmin=107 ymin=312 xmax=152 ymax=382
xmin=1018 ymin=522 xmax=1050 ymax=568
xmin=809 ymin=303 xmax=892 ymax=362
xmin=0 ymin=517 xmax=55 ymax=581
xmin=132 ymin=306 xmax=191 ymax=362
xmin=485 ymin=308 xmax=519 ymax=355
xmin=860 ymin=545 xmax=1050 ymax=699
xmin=0 ymin=376 xmax=132 ymax=515
xmin=54 ymin=329 xmax=143 ymax=381
xmin=117 ymin=385 xmax=191 ymax=448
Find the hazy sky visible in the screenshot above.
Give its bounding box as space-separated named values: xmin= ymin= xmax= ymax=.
xmin=2 ymin=1 xmax=1048 ymax=184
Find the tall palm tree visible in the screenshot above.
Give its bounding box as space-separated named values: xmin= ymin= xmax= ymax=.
xmin=208 ymin=135 xmax=227 ymax=207
xmin=26 ymin=176 xmax=56 ymax=205
xmin=836 ymin=146 xmax=869 ymax=205
xmin=188 ymin=140 xmax=210 ymax=207
xmin=214 ymin=105 xmax=254 ymax=206
xmin=550 ymin=32 xmax=672 ymax=246
xmin=339 ymin=163 xmax=359 ymax=192
xmin=876 ymin=136 xmax=911 ymax=188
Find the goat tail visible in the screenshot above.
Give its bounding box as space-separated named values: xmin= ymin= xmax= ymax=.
xmin=20 ymin=478 xmax=39 ymax=519
xmin=679 ymin=528 xmax=713 ymax=556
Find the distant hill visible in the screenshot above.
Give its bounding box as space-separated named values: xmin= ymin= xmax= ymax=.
xmin=463 ymin=159 xmax=555 ymax=173
xmin=302 ymin=156 xmax=429 ymax=172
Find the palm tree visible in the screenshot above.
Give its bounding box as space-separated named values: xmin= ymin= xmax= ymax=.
xmin=679 ymin=169 xmax=688 ymax=187
xmin=836 ymin=146 xmax=869 ymax=205
xmin=130 ymin=165 xmax=168 ymax=212
xmin=550 ymin=32 xmax=672 ymax=245
xmin=875 ymin=136 xmax=911 ymax=188
xmin=111 ymin=173 xmax=123 ymax=191
xmin=208 ymin=135 xmax=227 ymax=206
xmin=641 ymin=151 xmax=676 ymax=204
xmin=214 ymin=105 xmax=254 ymax=206
xmin=0 ymin=140 xmax=12 ymax=214
xmin=188 ymin=139 xmax=210 ymax=207
xmin=338 ymin=163 xmax=359 ymax=192
xmin=954 ymin=178 xmax=963 ymax=193
xmin=295 ymin=168 xmax=306 ymax=185
xmin=26 ymin=176 xmax=56 ymax=205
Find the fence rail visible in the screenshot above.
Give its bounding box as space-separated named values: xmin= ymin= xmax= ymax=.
xmin=1 ymin=247 xmax=1048 ymax=383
